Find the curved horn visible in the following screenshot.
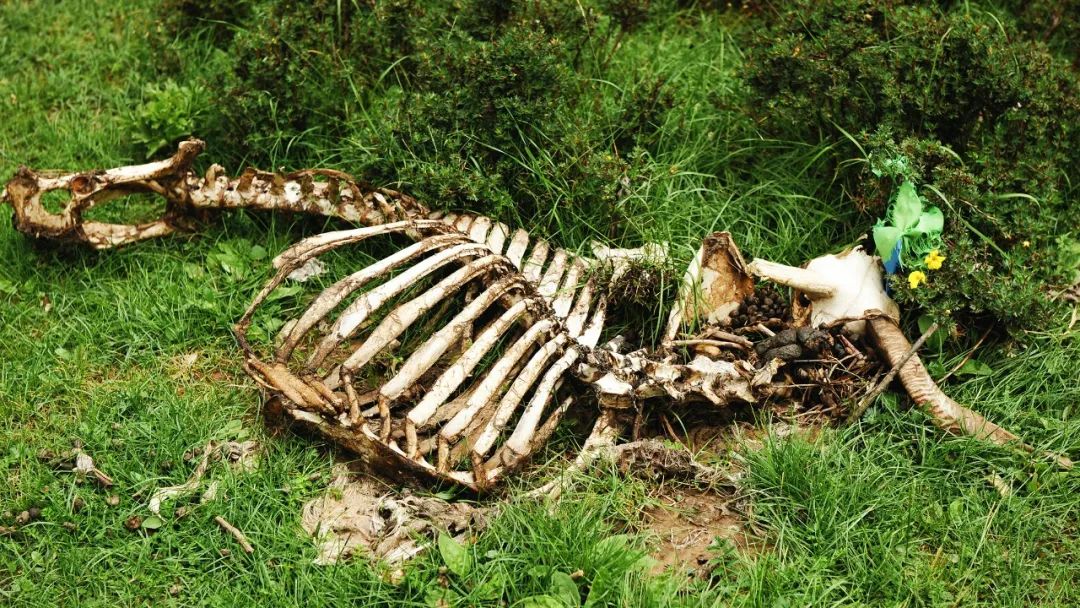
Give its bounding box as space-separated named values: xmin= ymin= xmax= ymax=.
xmin=868 ymin=316 xmax=1072 ymax=469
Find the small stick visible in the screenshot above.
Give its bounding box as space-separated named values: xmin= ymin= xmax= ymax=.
xmin=669 ymin=339 xmax=747 ymax=351
xmin=699 ymin=329 xmax=755 ymax=349
xmin=821 ymin=310 xmax=893 ymax=330
xmin=659 ymin=413 xmax=681 ymax=443
xmin=838 ymin=334 xmax=863 ymax=359
xmin=847 ymin=321 xmax=940 ymax=424
xmin=214 ymin=516 xmax=254 ymax=553
xmin=938 ymin=326 xmax=992 ymax=383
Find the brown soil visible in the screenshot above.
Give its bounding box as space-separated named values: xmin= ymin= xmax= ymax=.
xmin=643 ymin=487 xmax=750 ymax=577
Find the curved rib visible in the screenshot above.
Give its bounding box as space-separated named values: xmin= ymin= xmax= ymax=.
xmin=278 ymin=233 xmax=469 ymax=361
xmin=339 ymin=255 xmax=510 ymax=373
xmin=470 ymin=334 xmax=569 ymax=458
xmin=438 ymin=320 xmax=557 ymax=441
xmin=379 ymin=276 xmax=523 ymax=402
xmin=522 ymin=240 xmax=550 ymax=284
xmin=505 ymin=229 xmax=531 ymax=268
xmin=306 ymin=242 xmax=491 ymax=368
xmin=406 ymin=299 xmax=534 ymax=427
xmin=240 ymin=221 xmax=445 ymax=325
xmin=503 ymin=347 xmax=581 ymax=456
xmin=538 ymin=249 xmax=568 ymax=299
xmin=552 ymin=258 xmax=585 ymax=318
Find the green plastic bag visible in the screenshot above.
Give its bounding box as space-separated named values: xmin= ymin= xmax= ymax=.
xmin=873 ymin=181 xmax=944 ymax=272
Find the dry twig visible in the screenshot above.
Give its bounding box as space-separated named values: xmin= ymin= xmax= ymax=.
xmin=214 ymin=516 xmax=254 ymax=554
xmin=847 ymin=321 xmax=940 ymax=424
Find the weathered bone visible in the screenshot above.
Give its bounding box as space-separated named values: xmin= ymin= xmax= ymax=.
xmin=664 ymin=232 xmax=755 ymax=342
xmin=6 ymin=142 xmax=1070 ymax=497
xmin=868 ymin=316 xmax=1073 ymax=469
xmin=748 ymin=247 xmax=899 ymax=335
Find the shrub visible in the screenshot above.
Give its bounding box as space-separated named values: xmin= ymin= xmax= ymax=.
xmin=177 ymin=0 xmax=672 ymax=241
xmin=159 ymin=0 xmax=254 ymax=45
xmin=745 ymin=0 xmax=1080 ymax=332
xmin=128 ymin=80 xmax=208 ymax=159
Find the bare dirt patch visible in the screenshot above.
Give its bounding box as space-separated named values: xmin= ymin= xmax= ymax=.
xmin=643 ymin=487 xmax=750 ymax=577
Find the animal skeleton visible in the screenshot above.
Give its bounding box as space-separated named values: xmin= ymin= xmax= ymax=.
xmin=3 ymin=140 xmax=1070 ymax=491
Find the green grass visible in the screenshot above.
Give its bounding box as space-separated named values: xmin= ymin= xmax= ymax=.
xmin=1 ymin=1 xmax=1078 ymax=606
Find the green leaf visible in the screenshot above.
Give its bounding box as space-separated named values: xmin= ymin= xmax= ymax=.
xmin=518 ymin=595 xmax=564 ymax=608
xmin=474 ymin=570 xmax=507 ymax=600
xmin=592 ymin=534 xmax=632 ymax=559
xmin=267 ymin=285 xmax=303 ymax=302
xmin=550 ymin=571 xmax=580 ymax=607
xmin=141 ymin=515 xmax=164 ymax=530
xmin=425 ymin=587 xmax=461 ymax=607
xmin=526 ymin=565 xmax=551 ymax=581
xmin=913 ymin=206 xmax=944 ymax=234
xmin=217 ymin=418 xmax=246 ymax=440
xmin=878 ymin=391 xmax=900 ymax=410
xmin=927 ymin=360 xmax=947 ymax=378
xmin=892 ymin=181 xmax=923 ymax=231
xmin=438 ymin=533 xmax=472 ymax=577
xmin=948 ymin=498 xmax=965 ymax=525
xmin=917 ymin=315 xmax=946 ymax=353
xmin=957 ymin=359 xmax=993 ymax=377
xmin=873 ymin=224 xmax=903 ymax=262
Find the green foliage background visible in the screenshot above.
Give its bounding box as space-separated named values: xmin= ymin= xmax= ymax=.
xmin=146 ymin=0 xmax=1080 ymax=334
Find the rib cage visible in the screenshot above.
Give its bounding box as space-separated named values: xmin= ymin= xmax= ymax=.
xmin=237 ymin=215 xmax=606 ymax=490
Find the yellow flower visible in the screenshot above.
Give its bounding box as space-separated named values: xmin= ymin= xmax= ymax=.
xmin=908 ymin=271 xmax=927 ymax=289
xmin=924 ymin=250 xmax=946 ymax=270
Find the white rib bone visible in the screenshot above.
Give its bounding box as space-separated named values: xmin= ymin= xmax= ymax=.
xmin=278 ymin=233 xmax=469 ymax=360
xmin=470 ymin=334 xmax=568 ymax=458
xmin=380 ymin=277 xmax=522 ymax=403
xmin=270 ymin=220 xmax=444 ymax=271
xmin=340 ymin=257 xmax=512 ymax=374
xmin=454 ymin=214 xmax=475 ymax=234
xmin=538 ymin=249 xmax=568 ymax=299
xmin=406 ymin=299 xmax=533 ymax=427
xmin=485 ymin=222 xmax=509 ymax=255
xmin=307 ymin=241 xmax=491 ymax=367
xmin=241 ymin=221 xmax=446 ymax=322
xmin=468 ymin=216 xmax=492 ymax=244
xmin=505 ymin=229 xmax=531 ymax=268
xmin=439 ymin=319 xmax=557 ymax=441
xmin=578 ymin=301 xmax=607 ymax=348
xmin=522 ymin=240 xmax=549 ymax=283
xmin=564 ymin=279 xmax=594 ymax=337
xmin=552 ymin=258 xmax=585 ymax=318
xmin=503 ymin=347 xmax=581 ymax=456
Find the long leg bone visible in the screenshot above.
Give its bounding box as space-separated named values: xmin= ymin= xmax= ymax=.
xmin=869 ymin=316 xmax=1073 ymax=469
xmin=748 ymin=249 xmax=1071 ymax=469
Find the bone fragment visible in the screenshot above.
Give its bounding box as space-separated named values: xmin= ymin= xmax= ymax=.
xmin=664 ymin=232 xmax=754 ymax=342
